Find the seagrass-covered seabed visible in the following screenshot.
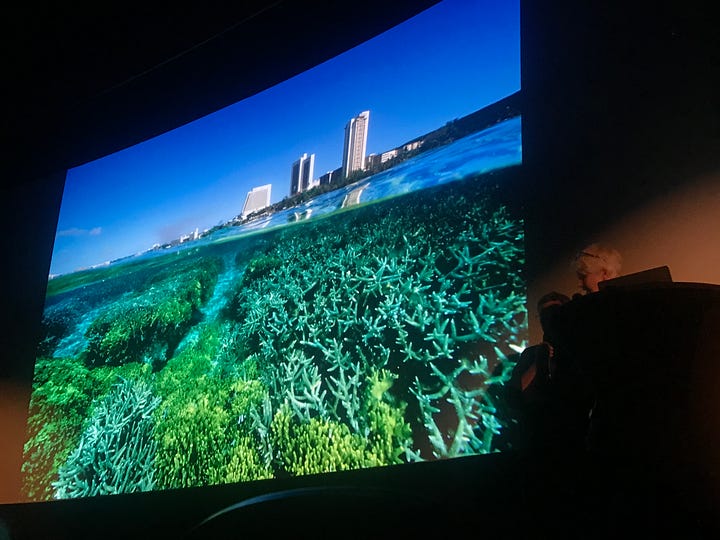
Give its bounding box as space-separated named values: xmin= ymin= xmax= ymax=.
xmin=22 ymin=170 xmax=527 ymax=501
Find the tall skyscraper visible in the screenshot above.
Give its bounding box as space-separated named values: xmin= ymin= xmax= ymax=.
xmin=342 ymin=110 xmax=370 ymax=178
xmin=290 ymin=152 xmax=316 ymax=196
xmin=241 ymin=184 xmax=272 ymax=218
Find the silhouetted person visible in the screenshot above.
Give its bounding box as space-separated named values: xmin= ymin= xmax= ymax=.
xmin=508 ymin=292 xmax=594 ymax=454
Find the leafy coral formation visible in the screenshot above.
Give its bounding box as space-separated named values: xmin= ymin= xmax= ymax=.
xmin=82 ymin=256 xmax=223 ymax=369
xmin=53 ymin=377 xmax=161 ymax=498
xmin=151 ymin=322 xmax=271 ymax=489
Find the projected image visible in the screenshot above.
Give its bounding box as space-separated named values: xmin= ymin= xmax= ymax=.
xmin=22 ymin=0 xmax=524 ymax=501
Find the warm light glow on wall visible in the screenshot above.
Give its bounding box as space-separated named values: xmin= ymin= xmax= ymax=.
xmin=529 ymin=171 xmax=720 ymax=343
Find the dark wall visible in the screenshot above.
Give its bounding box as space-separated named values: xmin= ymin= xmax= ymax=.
xmin=522 ymin=0 xmax=717 ymax=249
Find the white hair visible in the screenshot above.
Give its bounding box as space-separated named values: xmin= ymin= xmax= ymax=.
xmin=573 ymin=243 xmax=622 ymax=278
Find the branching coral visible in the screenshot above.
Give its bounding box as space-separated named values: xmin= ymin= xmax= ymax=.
xmin=327 ymin=361 xmax=364 ymax=432
xmin=271 ymin=404 xmax=369 ymax=476
xmin=277 ymin=349 xmax=329 ymax=422
xmin=153 ymin=391 xmax=233 ymax=489
xmin=269 ymin=371 xmax=412 ymax=477
xmin=53 ymin=378 xmax=161 ymax=498
xmin=22 ymin=357 xmax=153 ymax=500
xmin=411 ymin=351 xmax=514 ymax=460
xmin=225 ymin=178 xmax=526 ymax=465
xmin=225 ymin=436 xmax=274 ymax=483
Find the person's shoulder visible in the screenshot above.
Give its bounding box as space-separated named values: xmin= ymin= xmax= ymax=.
xmin=516 ymin=345 xmax=535 ymax=364
xmin=520 ymin=342 xmax=549 ymax=358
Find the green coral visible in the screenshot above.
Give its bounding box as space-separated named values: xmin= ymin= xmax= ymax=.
xmin=152 ymin=323 xmax=269 ymax=489
xmin=83 ymin=256 xmax=223 ymax=369
xmin=225 ymin=436 xmax=274 ymax=483
xmin=269 ymin=389 xmax=412 ymax=477
xmin=153 ymin=374 xmax=269 ymax=488
xmin=271 ymin=404 xmax=368 ymax=476
xmin=21 ymin=356 xmax=96 ymax=500
xmin=363 ymin=370 xmax=412 ymax=464
xmin=91 ymin=362 xmax=153 ymax=397
xmin=154 ymin=391 xmax=232 ymax=488
xmin=238 ymin=367 xmax=411 ymax=478
xmin=21 ymin=357 xmax=154 ymax=500
xmin=53 ymin=378 xmax=161 ymax=498
xmin=240 ymin=253 xmax=283 ymax=285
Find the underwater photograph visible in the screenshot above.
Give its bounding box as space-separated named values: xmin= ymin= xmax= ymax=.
xmin=22 ymin=163 xmax=526 ymax=500
xmin=20 ymin=0 xmax=525 ymax=501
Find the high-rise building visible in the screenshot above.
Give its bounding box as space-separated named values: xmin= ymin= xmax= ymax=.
xmin=290 ymin=153 xmax=316 ymax=196
xmin=241 ymin=184 xmax=272 ymax=218
xmin=342 ymin=110 xmax=370 ymax=178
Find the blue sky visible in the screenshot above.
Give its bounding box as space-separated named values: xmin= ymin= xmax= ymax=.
xmin=50 ymin=0 xmax=520 ymax=276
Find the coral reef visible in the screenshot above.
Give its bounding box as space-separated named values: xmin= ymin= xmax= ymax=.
xmin=23 ymin=173 xmax=526 ymax=498
xmin=226 ymin=178 xmax=526 ymax=462
xmin=270 ymin=404 xmax=370 ymax=476
xmin=21 ymin=356 xmax=96 ymax=500
xmin=152 ymin=323 xmax=270 ymax=489
xmin=53 ymin=378 xmax=161 ymax=498
xmin=250 ymin=370 xmax=412 ymax=478
xmin=225 ymin=436 xmax=274 ymax=483
xmin=21 ymin=357 xmax=152 ymax=500
xmin=82 ymin=256 xmax=223 ymax=369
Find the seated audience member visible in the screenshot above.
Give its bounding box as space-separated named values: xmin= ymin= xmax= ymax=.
xmin=508 ymin=291 xmax=594 ymax=453
xmin=573 ymin=243 xmax=622 ymax=294
xmin=516 ymin=292 xmax=570 ymax=392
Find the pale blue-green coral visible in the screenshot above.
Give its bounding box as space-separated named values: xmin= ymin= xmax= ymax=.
xmin=21 ymin=357 xmax=152 ymax=500
xmin=53 ymin=378 xmax=161 ymax=498
xmin=226 ymin=180 xmax=526 ymax=462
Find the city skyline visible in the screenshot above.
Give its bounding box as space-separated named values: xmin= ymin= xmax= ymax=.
xmin=50 ymin=0 xmax=520 ymax=276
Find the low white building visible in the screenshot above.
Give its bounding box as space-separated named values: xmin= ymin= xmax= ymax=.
xmin=242 ymin=184 xmax=272 ymax=218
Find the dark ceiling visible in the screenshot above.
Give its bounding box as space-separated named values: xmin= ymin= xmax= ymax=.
xmin=2 ymin=1 xmax=438 ymax=186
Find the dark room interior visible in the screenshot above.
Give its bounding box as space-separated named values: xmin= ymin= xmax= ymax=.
xmin=1 ymin=1 xmax=718 ymax=538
